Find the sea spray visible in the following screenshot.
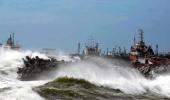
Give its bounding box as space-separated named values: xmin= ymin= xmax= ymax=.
xmin=0 ymin=48 xmax=48 ymax=100
xmin=0 ymin=48 xmax=81 ymax=100
xmin=0 ymin=48 xmax=170 ymax=99
xmin=53 ymin=57 xmax=170 ymax=97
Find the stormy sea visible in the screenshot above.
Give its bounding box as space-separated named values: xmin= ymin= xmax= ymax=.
xmin=0 ymin=48 xmax=170 ymax=100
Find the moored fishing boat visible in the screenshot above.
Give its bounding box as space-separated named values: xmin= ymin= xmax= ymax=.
xmin=129 ymin=29 xmax=170 ymax=76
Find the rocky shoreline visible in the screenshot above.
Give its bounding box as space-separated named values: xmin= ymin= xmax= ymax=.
xmin=17 ymin=56 xmax=69 ymax=81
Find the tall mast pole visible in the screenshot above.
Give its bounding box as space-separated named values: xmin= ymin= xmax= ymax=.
xmin=77 ymin=42 xmax=80 ymax=54
xmin=12 ymin=33 xmax=15 ymax=46
xmin=139 ymin=29 xmax=144 ymax=43
xmin=134 ymin=36 xmax=136 ymax=46
xmin=155 ymin=44 xmax=159 ymax=56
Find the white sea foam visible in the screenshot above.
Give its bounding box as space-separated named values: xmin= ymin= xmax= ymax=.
xmin=0 ymin=48 xmax=47 ymax=100
xmin=0 ymin=48 xmax=170 ymax=99
xmin=55 ymin=57 xmax=170 ymax=97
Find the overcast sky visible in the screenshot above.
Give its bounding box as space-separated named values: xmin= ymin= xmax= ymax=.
xmin=0 ymin=0 xmax=170 ymax=53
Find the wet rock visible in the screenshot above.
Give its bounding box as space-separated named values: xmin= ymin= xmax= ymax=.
xmin=17 ymin=56 xmax=67 ymax=81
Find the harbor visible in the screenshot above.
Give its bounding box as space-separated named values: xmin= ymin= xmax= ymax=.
xmin=1 ymin=0 xmax=170 ymax=100
xmin=0 ymin=29 xmax=170 ymax=81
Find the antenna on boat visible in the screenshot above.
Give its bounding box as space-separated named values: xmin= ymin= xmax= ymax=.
xmin=77 ymin=42 xmax=80 ymax=54
xmin=138 ymin=29 xmax=144 ymax=43
xmin=155 ymin=44 xmax=159 ymax=56
xmin=12 ymin=33 xmax=15 ymax=46
xmin=106 ymin=48 xmax=109 ymax=55
xmin=134 ymin=36 xmax=136 ymax=46
xmin=123 ymin=47 xmax=127 ymax=55
xmin=9 ymin=34 xmax=12 ymax=46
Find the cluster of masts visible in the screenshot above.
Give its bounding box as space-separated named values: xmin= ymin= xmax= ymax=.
xmin=76 ymin=37 xmax=128 ymax=57
xmin=131 ymin=29 xmax=159 ymax=58
xmin=76 ymin=29 xmax=160 ymax=58
xmin=0 ymin=30 xmax=161 ymax=58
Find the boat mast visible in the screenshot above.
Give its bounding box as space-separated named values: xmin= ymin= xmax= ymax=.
xmin=12 ymin=33 xmax=15 ymax=46
xmin=138 ymin=29 xmax=145 ymax=47
xmin=155 ymin=44 xmax=159 ymax=56
xmin=77 ymin=42 xmax=80 ymax=54
xmin=134 ymin=36 xmax=136 ymax=46
xmin=9 ymin=34 xmax=12 ymax=46
xmin=138 ymin=29 xmax=144 ymax=43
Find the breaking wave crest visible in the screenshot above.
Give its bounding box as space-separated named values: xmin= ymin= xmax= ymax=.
xmin=55 ymin=57 xmax=170 ymax=97
xmin=0 ymin=48 xmax=81 ymax=100
xmin=0 ymin=48 xmax=47 ymax=100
